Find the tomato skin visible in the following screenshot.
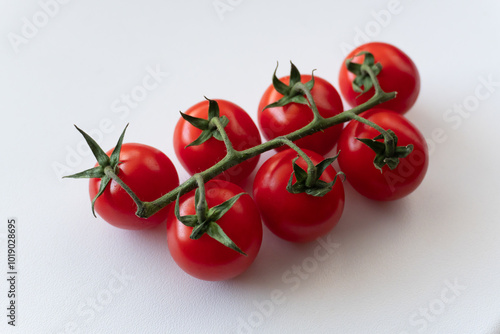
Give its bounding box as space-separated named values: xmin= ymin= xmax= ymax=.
xmin=337 ymin=109 xmax=428 ymax=201
xmin=89 ymin=143 xmax=179 ymax=230
xmin=167 ymin=180 xmax=263 ymax=281
xmin=258 ymin=75 xmax=344 ymax=156
xmin=173 ymin=99 xmax=261 ymax=184
xmin=253 ymin=149 xmax=345 ymax=243
xmin=339 ymin=42 xmax=420 ymax=114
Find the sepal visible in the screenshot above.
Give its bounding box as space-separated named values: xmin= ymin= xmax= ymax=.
xmin=181 ymin=98 xmax=229 ymax=148
xmin=345 ymin=51 xmax=382 ymax=96
xmin=174 ymin=186 xmax=247 ymax=256
xmin=286 ymin=152 xmax=344 ymax=197
xmin=262 ymin=62 xmax=315 ymax=110
xmin=64 ymin=124 xmax=129 ymax=217
xmin=356 ymin=129 xmax=414 ymax=171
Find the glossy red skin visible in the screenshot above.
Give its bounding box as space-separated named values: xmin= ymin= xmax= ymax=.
xmin=253 ymin=149 xmax=345 ymax=243
xmin=339 ymin=42 xmax=420 ymax=114
xmin=173 ymin=99 xmax=261 ymax=184
xmin=167 ymin=180 xmax=263 ymax=281
xmin=258 ymin=75 xmax=344 ymax=156
xmin=89 ymin=143 xmax=179 ymax=230
xmin=337 ymin=109 xmax=428 ymax=201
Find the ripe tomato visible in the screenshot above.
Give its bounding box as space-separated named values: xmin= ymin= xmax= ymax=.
xmin=167 ymin=180 xmax=263 ymax=281
xmin=253 ymin=149 xmax=345 ymax=243
xmin=89 ymin=143 xmax=179 ymax=230
xmin=337 ymin=109 xmax=428 ymax=201
xmin=173 ymin=99 xmax=261 ymax=184
xmin=339 ymin=42 xmax=420 ymax=114
xmin=258 ymin=75 xmax=344 ymax=156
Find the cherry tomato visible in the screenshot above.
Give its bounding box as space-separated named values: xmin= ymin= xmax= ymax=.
xmin=339 ymin=42 xmax=420 ymax=114
xmin=253 ymin=149 xmax=345 ymax=243
xmin=258 ymin=75 xmax=344 ymax=156
xmin=167 ymin=180 xmax=263 ymax=281
xmin=89 ymin=143 xmax=179 ymax=230
xmin=337 ymin=109 xmax=428 ymax=201
xmin=173 ymin=99 xmax=261 ymax=184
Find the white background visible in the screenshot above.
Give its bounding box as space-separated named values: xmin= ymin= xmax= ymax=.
xmin=1 ymin=0 xmax=500 ymax=333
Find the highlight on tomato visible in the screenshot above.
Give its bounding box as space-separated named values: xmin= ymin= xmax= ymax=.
xmin=337 ymin=108 xmax=428 ymax=201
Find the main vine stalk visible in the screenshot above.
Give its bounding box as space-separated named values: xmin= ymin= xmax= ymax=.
xmin=129 ymin=63 xmax=395 ymax=219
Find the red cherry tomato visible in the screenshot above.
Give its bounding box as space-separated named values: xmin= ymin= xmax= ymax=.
xmin=337 ymin=109 xmax=428 ymax=201
xmin=173 ymin=99 xmax=261 ymax=184
xmin=253 ymin=149 xmax=345 ymax=243
xmin=258 ymin=75 xmax=344 ymax=156
xmin=167 ymin=180 xmax=263 ymax=281
xmin=339 ymin=42 xmax=420 ymax=114
xmin=89 ymin=143 xmax=179 ymax=230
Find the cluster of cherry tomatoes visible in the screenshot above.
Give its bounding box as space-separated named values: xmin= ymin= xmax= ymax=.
xmin=78 ymin=42 xmax=428 ymax=281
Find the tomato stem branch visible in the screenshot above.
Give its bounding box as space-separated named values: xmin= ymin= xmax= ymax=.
xmin=336 ymin=63 xmax=393 ymax=155
xmin=291 ymin=82 xmax=323 ymax=121
xmin=277 ymin=137 xmax=316 ymax=187
xmin=211 ymin=117 xmax=237 ymax=157
xmin=104 ymin=166 xmax=145 ymax=212
xmin=362 ymin=63 xmax=384 ymax=95
xmin=194 ymin=174 xmax=207 ymax=222
xmin=344 ymin=111 xmax=395 ymax=156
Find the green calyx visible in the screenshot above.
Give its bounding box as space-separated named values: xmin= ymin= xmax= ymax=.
xmin=357 ymin=130 xmax=414 ymax=171
xmin=174 ymin=180 xmax=247 ymax=256
xmin=286 ymin=152 xmax=344 ymax=197
xmin=262 ymin=62 xmax=315 ymax=110
xmin=346 ymin=51 xmax=382 ymax=96
xmin=181 ymin=97 xmax=229 ymax=147
xmin=63 ymin=124 xmax=129 ymax=217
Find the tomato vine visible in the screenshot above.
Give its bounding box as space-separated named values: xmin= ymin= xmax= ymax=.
xmin=65 ymin=48 xmax=426 ymax=260
xmin=135 ymin=60 xmax=397 ymax=218
xmin=69 ymin=59 xmax=398 ymax=219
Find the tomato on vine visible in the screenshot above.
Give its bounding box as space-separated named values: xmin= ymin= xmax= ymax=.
xmin=339 ymin=42 xmax=420 ymax=114
xmin=89 ymin=143 xmax=179 ymax=229
xmin=173 ymin=99 xmax=261 ymax=184
xmin=167 ymin=180 xmax=263 ymax=281
xmin=258 ymin=65 xmax=344 ymax=156
xmin=337 ymin=108 xmax=428 ymax=201
xmin=253 ymin=148 xmax=345 ymax=243
xmin=66 ymin=126 xmax=179 ymax=230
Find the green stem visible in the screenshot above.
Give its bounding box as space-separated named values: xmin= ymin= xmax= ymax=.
xmin=211 ymin=117 xmax=237 ymax=157
xmin=362 ymin=62 xmax=384 ymax=95
xmin=277 ymin=137 xmax=316 ymax=187
xmin=340 ymin=62 xmax=396 ymax=155
xmin=291 ymin=82 xmax=323 ymax=121
xmin=194 ymin=174 xmax=207 ymax=223
xmin=344 ymin=111 xmax=394 ymax=156
xmin=104 ymin=166 xmax=144 ymax=212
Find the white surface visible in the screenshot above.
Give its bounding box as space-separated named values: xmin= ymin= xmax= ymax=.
xmin=1 ymin=0 xmax=500 ymax=333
